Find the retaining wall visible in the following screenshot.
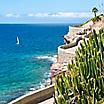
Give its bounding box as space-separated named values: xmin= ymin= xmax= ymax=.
xmin=58 ymin=46 xmax=76 ymax=64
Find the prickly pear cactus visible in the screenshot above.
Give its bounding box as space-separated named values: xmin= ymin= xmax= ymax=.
xmin=54 ymin=29 xmax=104 ymax=104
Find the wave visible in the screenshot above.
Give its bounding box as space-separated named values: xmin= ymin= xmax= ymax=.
xmin=44 ymin=72 xmax=51 ymax=79
xmin=36 ymin=55 xmax=57 ymax=63
xmin=29 ymin=72 xmax=52 ymax=91
xmin=29 ymin=78 xmax=51 ymax=91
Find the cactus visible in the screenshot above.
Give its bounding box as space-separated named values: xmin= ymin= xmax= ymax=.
xmin=54 ymin=29 xmax=104 ymax=104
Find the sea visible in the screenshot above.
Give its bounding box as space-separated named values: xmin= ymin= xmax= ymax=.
xmin=0 ymin=24 xmax=72 ymax=104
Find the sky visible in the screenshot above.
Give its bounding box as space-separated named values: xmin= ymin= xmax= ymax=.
xmin=0 ymin=0 xmax=103 ymax=23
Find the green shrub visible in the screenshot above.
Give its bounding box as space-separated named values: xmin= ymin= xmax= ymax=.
xmin=91 ymin=16 xmax=101 ymax=23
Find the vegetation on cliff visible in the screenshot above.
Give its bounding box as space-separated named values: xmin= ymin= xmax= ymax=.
xmin=81 ymin=7 xmax=104 ymax=26
xmin=54 ymin=28 xmax=104 ymax=104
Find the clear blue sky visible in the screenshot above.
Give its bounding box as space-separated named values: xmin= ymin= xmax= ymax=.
xmin=0 ymin=0 xmax=103 ymax=23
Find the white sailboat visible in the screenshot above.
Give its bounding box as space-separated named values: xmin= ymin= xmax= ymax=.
xmin=16 ymin=36 xmax=20 ymax=45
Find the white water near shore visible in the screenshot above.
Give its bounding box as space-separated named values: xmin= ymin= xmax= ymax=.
xmin=29 ymin=54 xmax=57 ymax=91
xmin=9 ymin=55 xmax=56 ymax=104
xmin=36 ymin=55 xmax=57 ymax=63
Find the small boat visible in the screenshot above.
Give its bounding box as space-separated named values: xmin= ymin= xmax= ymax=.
xmin=16 ymin=36 xmax=20 ymax=45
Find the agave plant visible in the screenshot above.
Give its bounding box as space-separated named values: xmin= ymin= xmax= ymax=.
xmin=54 ymin=28 xmax=104 ymax=104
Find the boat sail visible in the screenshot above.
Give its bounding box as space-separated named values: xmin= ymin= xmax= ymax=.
xmin=16 ymin=36 xmax=20 ymax=45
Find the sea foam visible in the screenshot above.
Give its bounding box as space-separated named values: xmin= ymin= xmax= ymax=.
xmin=36 ymin=55 xmax=57 ymax=63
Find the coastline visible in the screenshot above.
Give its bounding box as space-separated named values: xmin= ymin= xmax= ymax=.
xmin=8 ymin=17 xmax=104 ymax=103
xmin=8 ymin=55 xmax=57 ymax=104
xmin=0 ymin=23 xmax=75 ymax=104
xmin=0 ymin=23 xmax=70 ymax=103
xmin=9 ymin=24 xmax=79 ymax=103
xmin=8 ymin=23 xmax=78 ymax=103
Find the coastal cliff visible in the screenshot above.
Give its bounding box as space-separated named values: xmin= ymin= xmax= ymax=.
xmin=58 ymin=16 xmax=104 ymax=64
xmin=9 ymin=15 xmax=104 ymax=104
xmin=51 ymin=15 xmax=104 ymax=78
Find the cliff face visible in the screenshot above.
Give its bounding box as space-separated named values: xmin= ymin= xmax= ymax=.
xmin=51 ymin=16 xmax=104 ymax=78
xmin=58 ymin=16 xmax=104 ymax=64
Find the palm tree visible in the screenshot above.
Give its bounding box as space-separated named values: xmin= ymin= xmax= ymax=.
xmin=92 ymin=7 xmax=98 ymax=17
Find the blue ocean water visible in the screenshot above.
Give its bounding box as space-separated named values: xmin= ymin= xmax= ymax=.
xmin=0 ymin=24 xmax=70 ymax=104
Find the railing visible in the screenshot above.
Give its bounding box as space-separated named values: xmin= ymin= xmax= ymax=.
xmin=9 ymin=84 xmax=54 ymax=104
